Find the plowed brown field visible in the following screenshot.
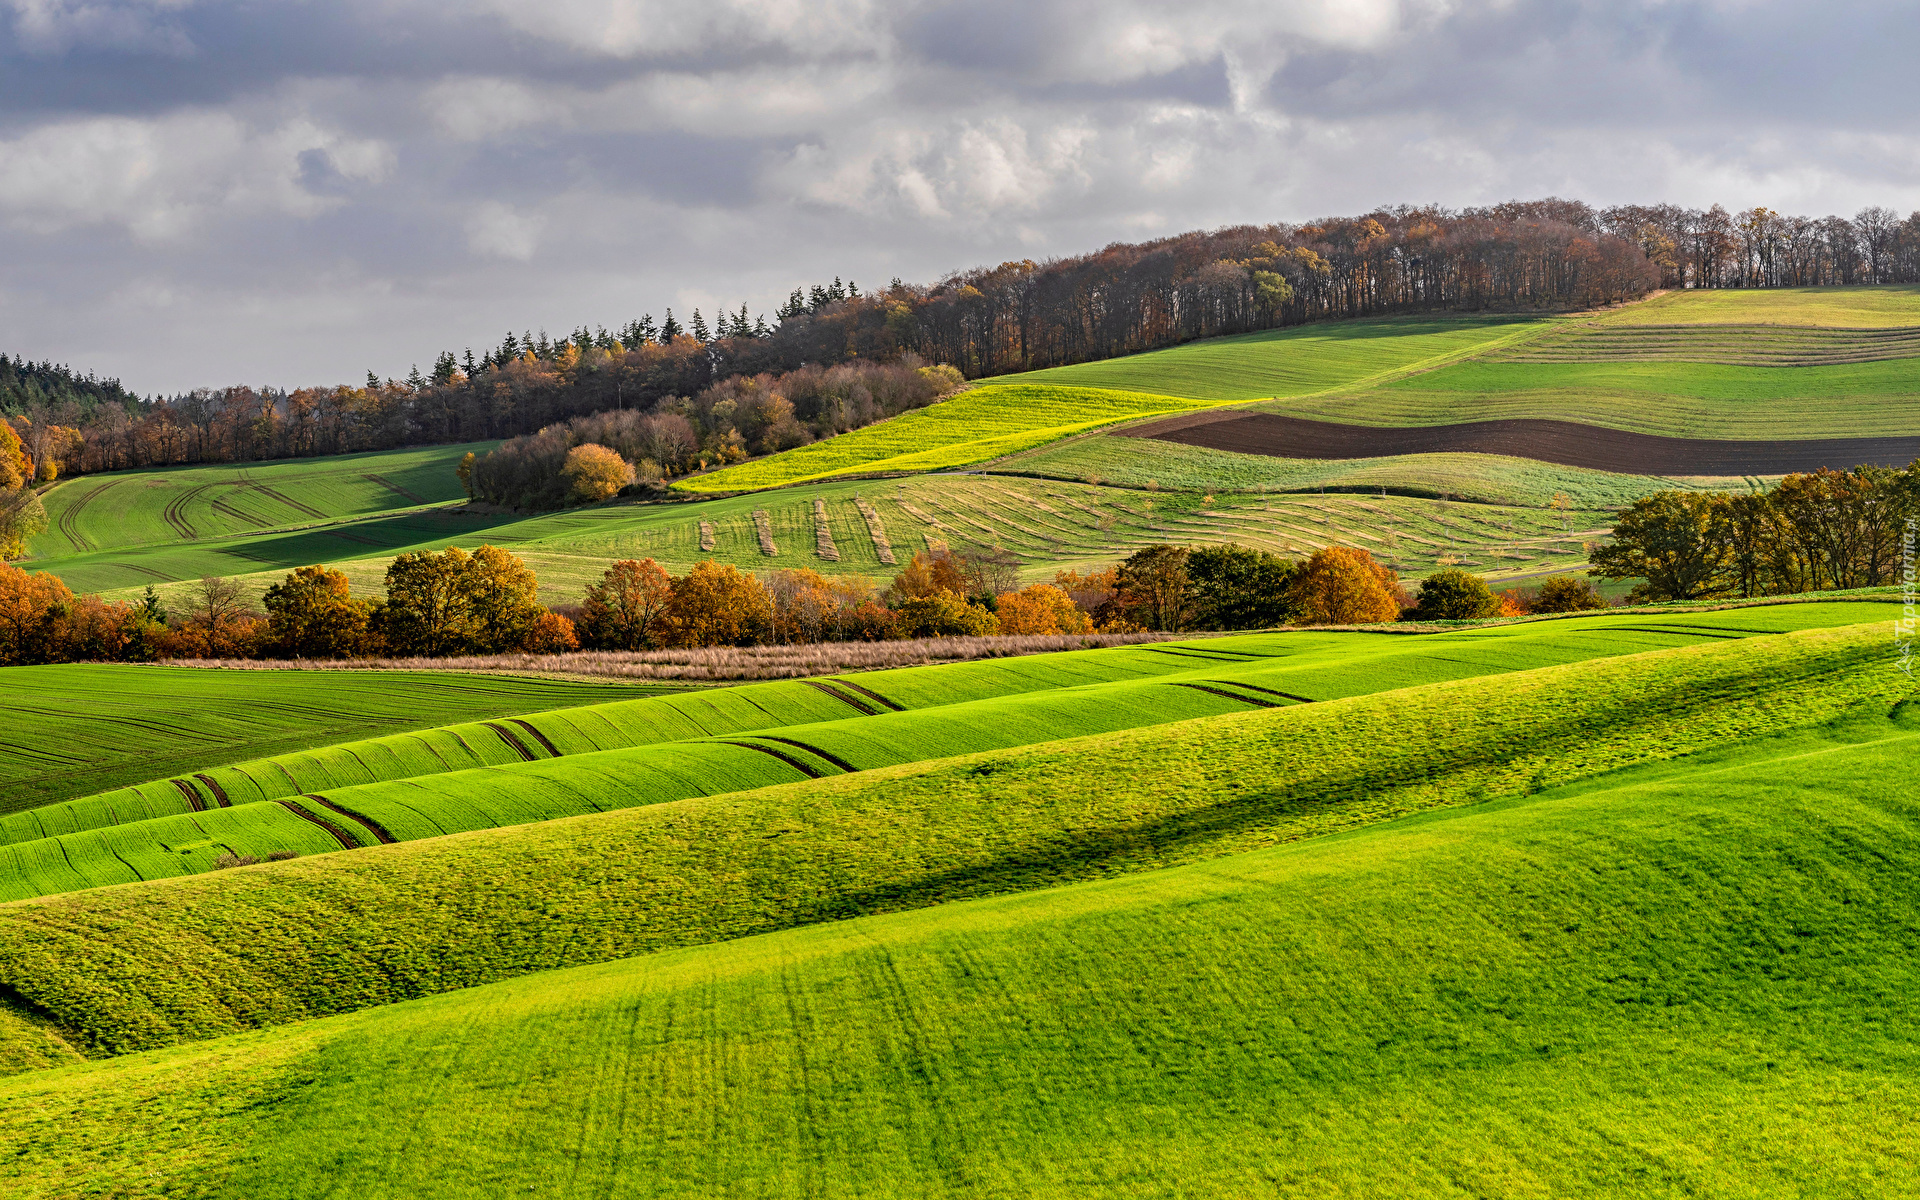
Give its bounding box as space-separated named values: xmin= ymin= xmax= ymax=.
xmin=1120 ymin=412 xmax=1920 ymax=475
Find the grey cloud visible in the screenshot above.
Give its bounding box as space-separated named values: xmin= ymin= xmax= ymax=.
xmin=2 ymin=0 xmax=1919 ymax=394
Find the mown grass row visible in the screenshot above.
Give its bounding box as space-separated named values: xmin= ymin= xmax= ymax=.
xmin=11 ymin=708 xmax=1916 ymax=1197
xmin=0 ymin=619 xmax=1903 ymax=1066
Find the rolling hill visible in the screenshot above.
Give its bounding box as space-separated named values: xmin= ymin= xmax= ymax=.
xmin=0 ymin=664 xmax=670 ymax=812
xmin=0 ymin=602 xmax=1882 ymax=903
xmin=1 ymin=616 xmax=1913 ymax=1197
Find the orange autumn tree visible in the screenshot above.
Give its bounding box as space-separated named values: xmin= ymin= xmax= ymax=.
xmin=666 ymin=561 xmax=772 ymax=646
xmin=578 ymin=558 xmax=675 ymax=650
xmin=995 ymin=583 xmax=1092 ymax=635
xmin=1292 ymin=547 xmax=1402 ymax=625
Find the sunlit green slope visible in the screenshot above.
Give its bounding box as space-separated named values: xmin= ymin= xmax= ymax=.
xmin=6 ymin=665 xmax=1916 ymax=1197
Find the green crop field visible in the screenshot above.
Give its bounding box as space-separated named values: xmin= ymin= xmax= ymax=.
xmin=990 ymin=313 xmax=1543 ymax=399
xmin=0 ymin=665 xmax=671 ymax=812
xmin=679 ymin=383 xmax=1219 ymax=493
xmin=0 ymin=601 xmax=1887 ymax=905
xmin=1596 ymin=284 xmax=1920 ymax=326
xmin=0 ymin=618 xmax=1913 ymax=1198
xmin=28 ymin=442 xmax=490 ymax=561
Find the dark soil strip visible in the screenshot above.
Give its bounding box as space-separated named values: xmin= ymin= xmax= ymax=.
xmin=1120 ymin=412 xmax=1920 ymax=475
xmin=827 ymin=678 xmax=906 ymax=712
xmin=720 ymin=741 xmax=825 ymax=779
xmin=1169 ymin=681 xmax=1284 ymax=708
xmin=751 ymin=735 xmax=859 ymax=773
xmin=1143 ymin=646 xmax=1258 ymax=663
xmin=483 ymin=722 xmax=537 ymax=761
xmin=302 ymin=793 xmax=398 ymax=845
xmin=1208 ymin=680 xmax=1314 ymax=703
xmin=276 ymin=800 xmax=358 ymax=849
xmin=170 ymin=779 xmax=206 ymax=812
xmin=364 ymin=473 xmax=429 ymax=504
xmin=1575 ymin=626 xmax=1746 ymax=639
xmin=193 ymin=774 xmax=231 ymax=807
xmin=800 ymin=679 xmax=879 ymax=716
xmin=508 ymin=719 xmax=563 ymax=757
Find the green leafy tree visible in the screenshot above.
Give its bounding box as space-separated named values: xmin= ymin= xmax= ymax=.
xmin=1116 ymin=545 xmax=1192 ymax=631
xmin=1589 ymin=492 xmax=1729 ymax=602
xmin=1530 ymin=575 xmax=1609 ymax=613
xmin=1187 ymin=544 xmax=1299 ymax=629
xmin=379 ymin=547 xmax=480 ymax=656
xmin=467 ymin=545 xmax=545 ymax=653
xmin=1411 ymin=568 xmax=1502 ymax=620
xmin=892 ymin=590 xmax=999 ymax=638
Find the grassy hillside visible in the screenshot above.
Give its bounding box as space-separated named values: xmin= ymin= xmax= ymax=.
xmin=679 ymin=384 xmax=1218 ymax=493
xmin=1596 ymin=284 xmax=1920 ymax=326
xmin=0 ymin=617 xmax=1899 ymax=1070
xmin=3 ymin=631 xmax=1916 ymax=1196
xmin=990 ymin=314 xmax=1542 ymax=399
xmin=59 ymin=471 xmax=1606 ymax=607
xmin=7 ymin=603 xmax=1879 ymax=906
xmin=0 ymin=665 xmax=670 ymax=812
xmin=28 ymin=442 xmax=489 ymax=561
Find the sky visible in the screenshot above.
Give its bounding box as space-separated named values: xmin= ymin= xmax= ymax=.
xmin=2 ymin=0 xmax=1917 ymax=395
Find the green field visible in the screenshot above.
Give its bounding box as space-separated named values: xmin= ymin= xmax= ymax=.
xmin=680 ymin=384 xmax=1219 ymax=492
xmin=0 ymin=665 xmax=671 ymax=812
xmin=29 ymin=442 xmax=489 ymax=561
xmin=992 ymin=314 xmax=1543 ymax=399
xmin=3 ymin=603 xmax=1881 ymax=904
xmin=45 ymin=471 xmax=1608 ymax=608
xmin=1 ymin=618 xmax=1913 ymax=1196
xmin=1596 ymin=284 xmax=1920 ymax=326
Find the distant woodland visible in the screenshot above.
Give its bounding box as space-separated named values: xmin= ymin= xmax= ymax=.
xmin=10 ymin=197 xmax=1920 ymax=482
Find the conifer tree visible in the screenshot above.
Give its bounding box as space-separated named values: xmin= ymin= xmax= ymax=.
xmin=660 ymin=309 xmax=682 ymax=341
xmin=690 ymin=310 xmax=710 ymax=342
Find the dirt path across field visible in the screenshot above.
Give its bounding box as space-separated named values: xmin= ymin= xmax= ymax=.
xmin=1118 ymin=412 xmax=1920 ymax=475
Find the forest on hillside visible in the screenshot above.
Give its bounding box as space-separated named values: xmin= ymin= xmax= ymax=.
xmin=10 ymin=197 xmax=1920 ymax=482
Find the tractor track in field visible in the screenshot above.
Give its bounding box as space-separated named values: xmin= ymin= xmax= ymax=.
xmin=160 ymin=485 xmax=211 ymax=540
xmin=721 ymin=740 xmax=827 ymax=779
xmin=506 ymin=719 xmax=562 ymax=756
xmin=276 ymin=800 xmax=358 ymax=849
xmin=54 ymin=479 xmax=119 ymax=552
xmin=483 ymin=722 xmax=538 ymax=761
xmin=298 ymin=794 xmax=396 ymax=845
xmin=1121 ymin=412 xmax=1920 ymax=475
xmin=251 ymin=483 xmax=327 ymax=519
xmin=799 ymin=679 xmax=880 ymax=715
xmin=750 ymin=735 xmax=860 ymax=773
xmin=193 ymin=775 xmax=232 ymax=807
xmin=363 ymin=473 xmax=428 ymax=504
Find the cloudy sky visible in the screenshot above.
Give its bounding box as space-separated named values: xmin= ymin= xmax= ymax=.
xmin=2 ymin=0 xmax=1915 ymax=394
